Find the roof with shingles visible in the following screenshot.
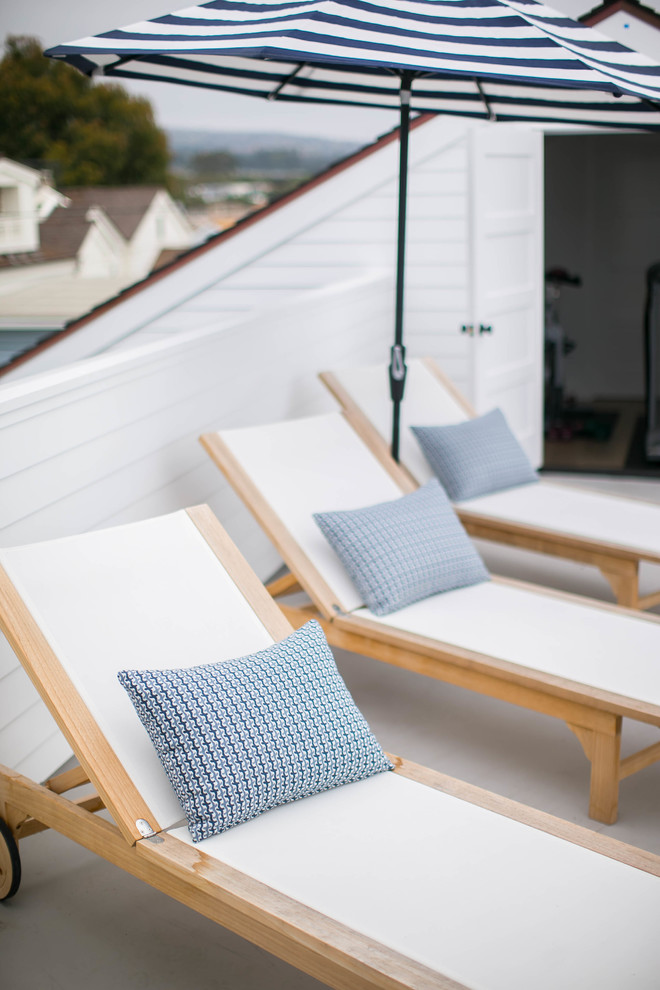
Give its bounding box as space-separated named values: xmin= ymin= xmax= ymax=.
xmin=38 ymin=205 xmax=94 ymax=261
xmin=0 ymin=203 xmax=95 ymax=269
xmin=581 ymin=0 xmax=660 ymax=27
xmin=60 ymin=186 xmax=160 ymax=239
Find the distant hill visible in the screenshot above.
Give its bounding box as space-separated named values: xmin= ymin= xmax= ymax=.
xmin=168 ymin=128 xmax=361 ymax=175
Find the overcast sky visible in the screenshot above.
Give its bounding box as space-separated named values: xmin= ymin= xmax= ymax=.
xmin=0 ymin=0 xmax=400 ymax=142
xmin=2 ymin=0 xmax=660 ymax=142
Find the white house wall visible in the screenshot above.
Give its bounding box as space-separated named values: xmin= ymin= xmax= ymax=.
xmin=5 ymin=116 xmax=480 ymax=393
xmin=0 ymin=158 xmax=54 ymax=255
xmin=121 ymin=119 xmax=472 ymax=394
xmin=126 ymin=190 xmax=195 ymax=281
xmin=76 ymin=212 xmax=126 ymax=279
xmin=0 ymin=178 xmax=38 ymax=255
xmin=0 ymin=273 xmax=391 ymax=781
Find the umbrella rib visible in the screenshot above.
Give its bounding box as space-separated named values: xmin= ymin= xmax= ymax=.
xmin=476 ymin=79 xmax=497 ymax=120
xmin=267 ymin=62 xmax=306 ymax=100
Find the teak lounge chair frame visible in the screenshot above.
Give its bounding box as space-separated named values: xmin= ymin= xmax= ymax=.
xmin=201 ymin=416 xmax=660 ymax=827
xmin=3 ymin=506 xmax=660 ymax=989
xmin=320 ymin=358 xmax=660 ymax=611
xmin=0 ymin=506 xmax=454 ymax=989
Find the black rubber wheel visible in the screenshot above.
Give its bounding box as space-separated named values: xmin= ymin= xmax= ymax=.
xmin=0 ymin=816 xmax=21 ymax=900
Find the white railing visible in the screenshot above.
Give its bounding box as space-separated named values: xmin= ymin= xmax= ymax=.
xmin=0 ymin=271 xmax=393 ymax=779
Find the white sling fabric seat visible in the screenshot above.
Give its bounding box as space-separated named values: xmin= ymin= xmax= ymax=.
xmin=202 ymin=412 xmax=660 ymax=826
xmin=320 ymin=359 xmax=660 ymax=609
xmin=2 ymin=506 xmax=660 ymax=989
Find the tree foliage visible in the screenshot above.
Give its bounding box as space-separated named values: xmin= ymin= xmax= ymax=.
xmin=0 ymin=36 xmax=170 ymax=185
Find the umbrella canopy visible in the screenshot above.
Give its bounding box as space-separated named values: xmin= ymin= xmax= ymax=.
xmin=47 ymin=0 xmax=660 ymax=124
xmin=46 ymin=0 xmax=660 ymax=457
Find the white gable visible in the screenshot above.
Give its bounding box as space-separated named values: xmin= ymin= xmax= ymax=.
xmin=0 ymin=158 xmax=67 ymax=256
xmin=586 ymin=8 xmax=660 ymax=62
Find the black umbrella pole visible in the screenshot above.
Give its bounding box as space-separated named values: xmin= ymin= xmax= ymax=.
xmin=390 ymin=74 xmax=412 ymax=462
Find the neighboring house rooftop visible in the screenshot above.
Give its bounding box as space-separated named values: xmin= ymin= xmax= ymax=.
xmin=36 ymin=204 xmax=95 ymax=263
xmin=0 ymin=117 xmax=428 ymax=379
xmin=0 ymin=207 xmax=90 ymax=268
xmin=0 ymin=172 xmax=196 ymax=372
xmin=61 ymin=186 xmax=163 ymax=240
xmin=0 ymin=272 xmax=134 ymax=370
xmin=0 ymin=276 xmax=130 ymax=324
xmin=580 ymin=0 xmax=660 ymax=58
xmin=582 ymin=0 xmax=660 ymax=27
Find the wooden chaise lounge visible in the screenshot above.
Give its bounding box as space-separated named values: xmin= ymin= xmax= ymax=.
xmin=2 ymin=506 xmax=660 ymax=989
xmin=201 ymin=413 xmax=660 ymax=826
xmin=320 ymin=358 xmax=660 ymax=610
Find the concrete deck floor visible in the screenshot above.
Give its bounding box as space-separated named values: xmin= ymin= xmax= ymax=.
xmin=2 ymin=472 xmax=660 ymax=990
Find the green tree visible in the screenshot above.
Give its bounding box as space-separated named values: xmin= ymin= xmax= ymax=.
xmin=0 ymin=36 xmax=170 ymax=186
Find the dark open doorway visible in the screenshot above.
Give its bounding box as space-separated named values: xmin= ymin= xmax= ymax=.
xmin=543 ymin=131 xmax=660 ymax=476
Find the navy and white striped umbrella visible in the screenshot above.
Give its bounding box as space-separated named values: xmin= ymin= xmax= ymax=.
xmin=47 ymin=0 xmax=660 ymax=457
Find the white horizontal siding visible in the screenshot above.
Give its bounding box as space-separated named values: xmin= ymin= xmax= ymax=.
xmin=0 ymin=704 xmax=70 ymax=788
xmin=4 ymin=115 xmax=482 ymax=383
xmin=0 ymin=273 xmax=392 ymax=780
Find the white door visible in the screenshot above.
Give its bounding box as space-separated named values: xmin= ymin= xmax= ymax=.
xmin=468 ymin=125 xmax=544 ymax=466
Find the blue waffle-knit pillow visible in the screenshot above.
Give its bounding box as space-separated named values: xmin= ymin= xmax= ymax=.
xmin=118 ymin=620 xmax=392 ymax=842
xmin=411 ymin=409 xmax=538 ymax=501
xmin=313 ymin=479 xmax=489 ymax=616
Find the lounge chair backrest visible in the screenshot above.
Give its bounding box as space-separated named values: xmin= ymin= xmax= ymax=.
xmin=0 ymin=507 xmax=290 ymax=842
xmin=322 ymin=359 xmax=472 ymax=485
xmin=208 ymin=413 xmax=408 ymax=618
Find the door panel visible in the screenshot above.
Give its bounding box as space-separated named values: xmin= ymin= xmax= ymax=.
xmin=469 ymin=126 xmax=544 ymax=465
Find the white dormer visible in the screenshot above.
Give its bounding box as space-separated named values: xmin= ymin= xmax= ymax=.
xmin=582 ymin=0 xmax=660 ymax=62
xmin=0 ymin=158 xmax=67 ymax=254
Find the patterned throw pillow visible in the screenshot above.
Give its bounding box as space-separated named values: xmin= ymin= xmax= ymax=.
xmin=411 ymin=409 xmax=538 ymax=501
xmin=118 ymin=620 xmax=392 ymax=842
xmin=313 ymin=479 xmax=489 ymax=616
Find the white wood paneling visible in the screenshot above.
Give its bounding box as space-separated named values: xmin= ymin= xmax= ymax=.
xmin=138 ymin=118 xmax=474 ymax=387
xmin=0 ymin=273 xmax=392 ymax=780
xmin=4 ymin=116 xmax=478 ymax=382
xmin=469 ymin=126 xmax=544 ymax=463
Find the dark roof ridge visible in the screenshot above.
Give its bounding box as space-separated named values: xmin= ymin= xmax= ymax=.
xmin=580 ymin=0 xmax=660 ymax=29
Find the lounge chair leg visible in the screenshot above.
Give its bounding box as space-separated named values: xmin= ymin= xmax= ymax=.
xmin=0 ymin=816 xmax=21 ymax=900
xmin=568 ymin=716 xmax=622 ymax=824
xmin=599 ymin=561 xmax=639 ymax=608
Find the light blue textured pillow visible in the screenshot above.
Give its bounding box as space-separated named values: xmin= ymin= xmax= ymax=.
xmin=313 ymin=479 xmax=489 ymax=616
xmin=118 ymin=620 xmax=392 ymax=842
xmin=411 ymin=409 xmax=538 ymax=502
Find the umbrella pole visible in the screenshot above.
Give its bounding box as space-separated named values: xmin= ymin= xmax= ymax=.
xmin=390 ymin=72 xmax=413 ymax=462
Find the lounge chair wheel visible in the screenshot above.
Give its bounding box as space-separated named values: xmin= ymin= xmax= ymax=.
xmin=0 ymin=817 xmax=21 ymax=900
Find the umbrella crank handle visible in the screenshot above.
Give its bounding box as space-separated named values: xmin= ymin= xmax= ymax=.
xmin=389 ymin=344 xmax=407 ymax=401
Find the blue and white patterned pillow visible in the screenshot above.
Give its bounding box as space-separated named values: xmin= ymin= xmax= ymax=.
xmin=411 ymin=409 xmax=538 ymax=502
xmin=313 ymin=479 xmax=489 ymax=616
xmin=118 ymin=620 xmax=392 ymax=842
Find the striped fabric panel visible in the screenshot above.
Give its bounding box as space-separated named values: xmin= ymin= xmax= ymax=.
xmin=46 ymin=0 xmax=660 ymax=129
